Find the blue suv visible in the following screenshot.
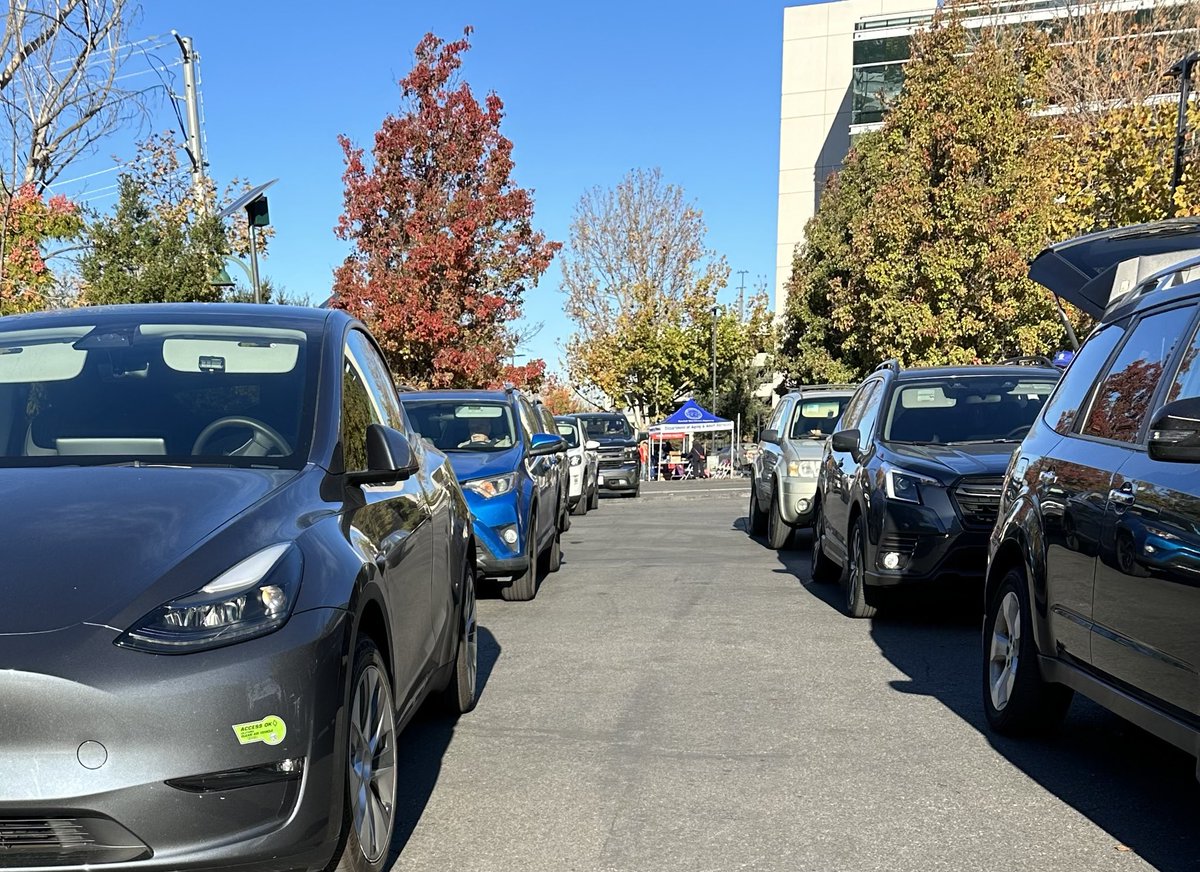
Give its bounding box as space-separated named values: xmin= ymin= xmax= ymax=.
xmin=401 ymin=387 xmax=566 ymax=601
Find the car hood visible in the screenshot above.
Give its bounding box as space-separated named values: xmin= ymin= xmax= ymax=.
xmin=885 ymin=442 xmax=1017 ymax=482
xmin=786 ymin=438 xmax=828 ymax=457
xmin=0 ymin=466 xmax=295 ymax=635
xmin=446 ymin=446 xmax=523 ymax=483
xmin=592 ymin=436 xmax=635 ymax=449
xmin=1029 ymin=219 xmax=1200 ymax=318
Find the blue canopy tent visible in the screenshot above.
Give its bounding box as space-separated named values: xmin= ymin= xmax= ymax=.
xmin=647 ymin=400 xmax=735 ymax=479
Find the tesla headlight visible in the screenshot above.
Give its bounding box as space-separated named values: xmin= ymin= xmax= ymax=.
xmin=463 ymin=473 xmax=516 ymax=499
xmin=570 ymin=454 xmax=583 ymax=467
xmin=786 ymin=459 xmax=820 ymax=479
xmin=116 ymin=544 xmax=302 ymax=654
xmin=885 ymin=467 xmax=940 ymax=504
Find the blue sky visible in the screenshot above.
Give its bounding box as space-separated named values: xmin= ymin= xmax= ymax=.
xmin=57 ymin=1 xmax=792 ymax=375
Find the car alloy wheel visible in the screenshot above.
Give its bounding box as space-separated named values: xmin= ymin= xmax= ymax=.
xmin=844 ymin=520 xmax=877 ymax=619
xmin=347 ymin=658 xmax=397 ymax=866
xmin=988 ymin=590 xmax=1020 ymax=712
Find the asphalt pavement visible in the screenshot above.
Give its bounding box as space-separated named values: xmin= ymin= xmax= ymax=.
xmin=388 ymin=488 xmax=1200 ymax=872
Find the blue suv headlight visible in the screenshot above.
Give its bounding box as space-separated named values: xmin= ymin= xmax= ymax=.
xmin=463 ymin=472 xmax=517 ymax=499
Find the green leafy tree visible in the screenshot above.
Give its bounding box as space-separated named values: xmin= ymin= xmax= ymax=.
xmin=79 ymin=132 xmax=273 ymax=306
xmin=783 ymin=13 xmax=1069 ymax=382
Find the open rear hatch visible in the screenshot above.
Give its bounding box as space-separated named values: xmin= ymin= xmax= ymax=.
xmin=1029 ymin=218 xmax=1200 ymax=319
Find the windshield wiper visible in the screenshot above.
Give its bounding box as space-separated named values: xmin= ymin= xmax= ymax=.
xmin=943 ymin=439 xmax=1020 ymax=445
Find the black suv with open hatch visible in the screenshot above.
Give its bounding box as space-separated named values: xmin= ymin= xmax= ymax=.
xmin=984 ymin=218 xmax=1200 ymax=777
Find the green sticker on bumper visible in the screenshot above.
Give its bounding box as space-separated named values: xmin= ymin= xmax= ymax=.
xmin=232 ymin=715 xmax=286 ymax=746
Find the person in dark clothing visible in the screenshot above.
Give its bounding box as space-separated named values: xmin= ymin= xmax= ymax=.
xmin=688 ymin=440 xmax=707 ymax=478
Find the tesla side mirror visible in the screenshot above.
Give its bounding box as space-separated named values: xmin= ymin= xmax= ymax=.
xmin=585 ymin=439 xmax=600 ymax=450
xmin=831 ymin=428 xmax=862 ymax=459
xmin=348 ymin=424 xmax=418 ymax=485
xmin=760 ymin=428 xmax=780 ymax=445
xmin=1148 ymin=397 xmax=1200 ymax=462
xmin=529 ymin=432 xmax=566 ymax=457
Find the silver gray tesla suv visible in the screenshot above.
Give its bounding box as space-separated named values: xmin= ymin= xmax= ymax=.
xmin=0 ymin=304 xmax=478 ymax=872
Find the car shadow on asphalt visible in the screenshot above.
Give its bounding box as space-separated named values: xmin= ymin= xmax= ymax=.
xmin=746 ymin=510 xmax=1200 ymax=870
xmin=387 ymin=624 xmax=502 ymax=860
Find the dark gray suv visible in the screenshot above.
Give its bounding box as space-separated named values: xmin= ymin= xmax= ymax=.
xmin=985 ymin=218 xmax=1200 ymax=778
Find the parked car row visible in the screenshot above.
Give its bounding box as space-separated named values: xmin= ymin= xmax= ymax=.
xmin=750 ymin=218 xmax=1200 ymax=780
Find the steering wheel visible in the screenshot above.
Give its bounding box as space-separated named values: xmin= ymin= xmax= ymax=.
xmin=192 ymin=416 xmax=293 ymax=457
xmin=1005 ymin=425 xmax=1032 ymax=441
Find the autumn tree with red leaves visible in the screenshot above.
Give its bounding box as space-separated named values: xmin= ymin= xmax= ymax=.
xmin=333 ymin=28 xmax=559 ymax=388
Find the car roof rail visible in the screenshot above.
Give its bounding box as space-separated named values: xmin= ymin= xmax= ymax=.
xmin=1116 ymin=251 xmax=1200 ymax=312
xmin=795 ymin=382 xmax=858 ymax=392
xmin=874 ymin=359 xmax=901 ymax=374
xmin=503 ymin=381 xmax=516 ymax=393
xmin=996 ymin=355 xmax=1056 ymax=368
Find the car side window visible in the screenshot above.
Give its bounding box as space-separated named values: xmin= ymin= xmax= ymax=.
xmin=769 ymin=399 xmax=791 ymax=433
xmin=1041 ymin=323 xmax=1125 ymax=436
xmin=854 ymin=379 xmax=885 ymax=446
xmin=1082 ymin=305 xmax=1196 ymax=444
xmin=839 ymin=381 xmax=872 ymax=432
xmin=346 ymin=330 xmax=403 ymax=430
xmin=341 ymin=353 xmax=382 ymax=473
xmin=1164 ymin=316 xmax=1200 ymax=404
xmin=516 ymin=397 xmax=540 ymax=443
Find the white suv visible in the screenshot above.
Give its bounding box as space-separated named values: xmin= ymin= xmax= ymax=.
xmin=556 ymin=416 xmax=600 ymax=515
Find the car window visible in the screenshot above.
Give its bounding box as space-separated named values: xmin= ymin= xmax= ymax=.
xmin=0 ymin=319 xmax=314 ymax=468
xmin=579 ymin=415 xmax=633 ymax=439
xmin=1041 ymin=323 xmax=1125 ymax=436
xmin=345 ymin=330 xmax=403 ymax=431
xmin=838 ymin=384 xmax=870 ymax=431
xmin=341 ymin=354 xmax=381 ymax=472
xmin=557 ymin=421 xmax=580 ymax=448
xmin=1082 ymin=305 xmax=1196 ymax=444
xmin=516 ymin=397 xmax=540 ymax=442
xmin=789 ymin=396 xmax=851 ymax=439
xmin=403 ymin=400 xmax=517 ymax=452
xmin=882 ymin=375 xmax=1059 ymax=444
xmin=854 ymin=380 xmax=885 ymax=447
xmin=1165 ymin=317 xmax=1200 ymax=404
xmin=767 ymin=399 xmax=791 ymax=433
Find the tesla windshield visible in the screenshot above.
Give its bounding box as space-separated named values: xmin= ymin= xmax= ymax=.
xmin=882 ymin=376 xmax=1058 ymax=445
xmin=405 ymin=401 xmax=518 ymax=451
xmin=0 ymin=321 xmax=313 ymax=467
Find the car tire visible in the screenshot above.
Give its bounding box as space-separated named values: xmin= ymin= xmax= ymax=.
xmin=983 ymin=568 xmax=1073 ymax=734
xmin=572 ymin=491 xmax=588 ymax=516
xmin=500 ymin=514 xmax=538 ymax=602
xmin=766 ymin=488 xmax=792 ymax=550
xmin=843 ymin=517 xmax=877 ymax=619
xmin=441 ymin=563 xmax=478 ymax=715
xmin=327 ymin=638 xmax=397 ymax=872
xmin=543 ymin=525 xmax=562 ymax=574
xmin=811 ymin=501 xmax=839 ymax=584
xmin=748 ymin=480 xmax=768 ymax=536
xmin=588 ymin=482 xmax=599 ymax=510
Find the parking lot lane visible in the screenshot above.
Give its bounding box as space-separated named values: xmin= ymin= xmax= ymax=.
xmin=388 ymin=496 xmax=1199 ymax=872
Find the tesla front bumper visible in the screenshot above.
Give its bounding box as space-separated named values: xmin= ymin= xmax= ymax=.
xmin=0 ymin=608 xmax=350 ymax=872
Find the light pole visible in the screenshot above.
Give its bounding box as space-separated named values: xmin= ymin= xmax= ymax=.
xmin=711 ymin=303 xmax=718 ymax=413
xmin=1168 ymin=51 xmax=1200 ymax=206
xmin=217 ymin=179 xmax=278 ymax=304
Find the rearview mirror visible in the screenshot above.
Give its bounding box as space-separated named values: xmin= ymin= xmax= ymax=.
xmin=585 ymin=439 xmax=600 ymax=451
xmin=348 ymin=424 xmax=418 ymax=485
xmin=529 ymin=432 xmax=566 ymax=457
xmin=1148 ymin=397 xmax=1200 ymax=463
xmin=831 ymin=429 xmax=861 ymax=459
xmin=759 ymin=428 xmax=780 ymax=445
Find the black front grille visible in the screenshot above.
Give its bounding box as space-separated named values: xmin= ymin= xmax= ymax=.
xmin=0 ymin=817 xmax=149 ymax=867
xmin=597 ymin=449 xmax=628 ymax=470
xmin=952 ymin=476 xmax=1004 ymax=529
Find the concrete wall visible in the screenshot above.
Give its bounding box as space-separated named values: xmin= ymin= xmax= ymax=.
xmin=774 ymin=0 xmax=931 ymax=321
